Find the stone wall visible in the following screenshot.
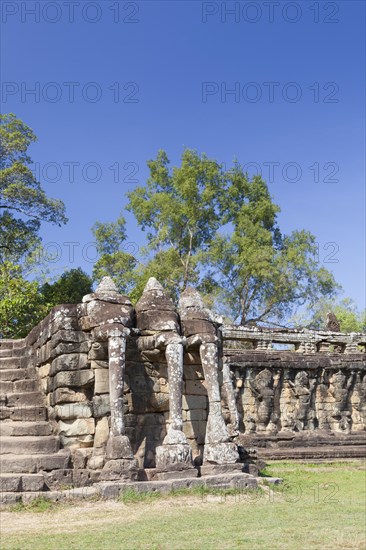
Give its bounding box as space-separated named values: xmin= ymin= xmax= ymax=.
xmin=222 ymin=326 xmax=366 ymax=459
xmin=8 ymin=279 xmax=366 ymax=475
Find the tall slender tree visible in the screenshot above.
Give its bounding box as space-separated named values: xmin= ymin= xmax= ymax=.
xmin=0 ymin=113 xmax=67 ymax=265
xmin=93 ymin=149 xmax=339 ymax=323
xmin=0 ymin=114 xmax=68 ymax=337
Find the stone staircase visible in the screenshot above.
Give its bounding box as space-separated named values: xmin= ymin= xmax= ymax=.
xmin=0 ymin=339 xmax=69 ymax=502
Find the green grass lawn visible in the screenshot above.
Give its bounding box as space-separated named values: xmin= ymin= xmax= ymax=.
xmin=1 ymin=461 xmax=365 ymax=549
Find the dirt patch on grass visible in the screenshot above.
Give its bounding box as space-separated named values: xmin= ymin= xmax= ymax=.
xmin=0 ymin=497 xmax=204 ymax=536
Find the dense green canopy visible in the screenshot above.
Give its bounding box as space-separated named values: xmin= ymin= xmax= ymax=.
xmin=93 ymin=149 xmax=339 ymax=325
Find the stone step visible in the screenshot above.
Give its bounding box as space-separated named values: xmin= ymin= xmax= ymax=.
xmin=0 ymin=349 xmax=13 ymax=358
xmin=0 ymin=369 xmax=28 ymax=381
xmin=0 ymin=473 xmax=45 ymax=492
xmin=5 ymin=392 xmax=45 ymax=407
xmin=0 ymin=421 xmax=53 ymax=437
xmin=258 ymin=445 xmax=366 ymax=460
xmin=0 ymin=381 xmax=13 ymax=394
xmin=0 ymin=340 xmax=14 ymax=350
xmin=0 ymin=486 xmax=98 ymax=506
xmin=0 ymin=492 xmax=22 ymax=506
xmin=0 ymin=379 xmax=40 ymax=394
xmin=0 ymin=452 xmax=70 ymax=473
xmin=10 ymin=348 xmax=26 ymax=358
xmin=0 ymin=357 xmax=21 ymax=369
xmin=14 ymin=379 xmax=40 ymax=393
xmin=0 ymin=405 xmax=48 ymax=422
xmin=0 ymin=435 xmax=60 ymax=455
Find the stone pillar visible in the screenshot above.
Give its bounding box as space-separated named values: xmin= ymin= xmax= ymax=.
xmin=255 ymin=339 xmax=272 ymax=351
xmin=135 ymin=278 xmax=193 ymax=472
xmin=104 ymin=328 xmax=134 ymax=461
xmin=108 ymin=331 xmax=126 ymax=436
xmin=345 ymin=334 xmax=359 ymax=354
xmin=222 ymin=360 xmax=239 ymax=436
xmin=165 ymin=342 xmax=184 ymax=432
xmin=199 ymin=342 xmax=238 ymax=463
xmin=296 ymin=341 xmax=317 ymax=353
xmin=318 ymin=341 xmax=331 ymax=353
xmin=179 ymin=287 xmax=239 ymax=465
xmin=155 ymin=338 xmax=192 ymax=472
xmin=80 ymin=277 xmax=137 ymax=480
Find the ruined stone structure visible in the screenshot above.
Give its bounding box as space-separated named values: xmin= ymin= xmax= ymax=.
xmin=0 ymin=277 xmax=365 ymax=501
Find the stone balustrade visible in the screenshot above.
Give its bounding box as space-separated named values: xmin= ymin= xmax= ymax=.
xmin=222 ymin=325 xmax=366 ymax=353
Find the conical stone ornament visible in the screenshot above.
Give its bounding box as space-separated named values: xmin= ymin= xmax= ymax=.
xmin=135 ymin=277 xmax=176 ymax=314
xmin=178 ymin=287 xmax=216 ymax=339
xmin=82 ymin=276 xmax=131 ymax=306
xmin=95 ymin=276 xmax=119 ymax=294
xmin=178 ymin=287 xmax=214 ymax=321
xmin=81 ymin=275 xmax=133 ymax=330
xmin=135 ymin=277 xmax=179 ymax=332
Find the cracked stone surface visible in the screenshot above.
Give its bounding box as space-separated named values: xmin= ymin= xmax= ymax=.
xmin=155 ymin=443 xmax=193 ymax=470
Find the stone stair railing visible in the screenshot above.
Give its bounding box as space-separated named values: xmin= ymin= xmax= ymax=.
xmin=222 ymin=326 xmax=366 ymax=354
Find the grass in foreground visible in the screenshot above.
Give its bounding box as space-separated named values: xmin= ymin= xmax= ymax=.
xmin=0 ymin=460 xmax=365 ymax=549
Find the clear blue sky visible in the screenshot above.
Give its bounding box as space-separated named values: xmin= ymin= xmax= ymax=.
xmin=1 ymin=0 xmax=365 ymax=308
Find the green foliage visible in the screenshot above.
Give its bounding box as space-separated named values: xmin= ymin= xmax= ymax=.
xmin=334 ymin=302 xmax=365 ymax=332
xmin=91 ymin=213 xmax=142 ymax=300
xmin=92 ymin=214 xmax=127 ymax=255
xmin=0 ymin=114 xmax=70 ymax=337
xmin=10 ymin=496 xmax=55 ymax=513
xmin=301 ymin=297 xmax=366 ymax=332
xmin=0 ymin=210 xmax=41 ymax=265
xmin=0 ymin=262 xmax=48 ymax=338
xmin=40 ymin=268 xmax=93 ymax=307
xmin=124 ymin=149 xmax=339 ymax=321
xmin=126 ymin=149 xmax=226 ymax=295
xmin=0 ymin=113 xmax=67 ymax=227
xmin=208 ymin=223 xmax=339 ymax=324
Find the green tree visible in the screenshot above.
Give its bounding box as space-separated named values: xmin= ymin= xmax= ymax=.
xmin=0 ymin=113 xmax=67 ymax=224
xmin=91 ymin=213 xmax=142 ymax=300
xmin=126 ymin=149 xmax=227 ymax=299
xmin=0 ymin=113 xmax=67 ymax=265
xmin=0 ymin=262 xmax=48 ymax=338
xmin=205 ymin=167 xmax=338 ymax=323
xmin=0 ymin=114 xmax=69 ymax=338
xmin=40 ymin=268 xmax=93 ymax=306
xmin=124 ymin=150 xmax=339 ymax=321
xmin=301 ymin=297 xmax=366 ymax=332
xmin=0 ymin=210 xmax=41 ymax=265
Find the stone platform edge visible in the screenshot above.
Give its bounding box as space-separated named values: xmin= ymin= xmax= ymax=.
xmin=0 ymin=471 xmax=283 ymax=506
